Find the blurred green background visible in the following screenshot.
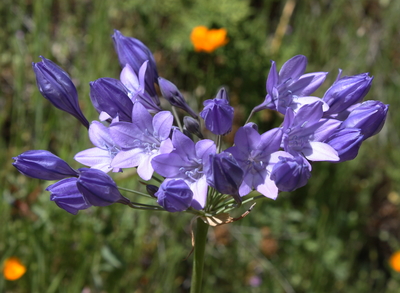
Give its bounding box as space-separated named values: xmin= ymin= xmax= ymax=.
xmin=1 ymin=0 xmax=400 ymax=292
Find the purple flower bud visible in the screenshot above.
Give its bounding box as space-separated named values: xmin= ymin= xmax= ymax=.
xmin=155 ymin=179 xmax=193 ymax=212
xmin=89 ymin=78 xmax=133 ymax=121
xmin=76 ymin=168 xmax=130 ymax=206
xmin=12 ymin=150 xmax=78 ymax=180
xmin=158 ymin=77 xmax=198 ymax=118
xmin=205 ymin=152 xmax=243 ymax=204
xmin=47 ymin=178 xmax=92 ymax=215
xmin=325 ymin=128 xmax=364 ymax=162
xmin=32 ymin=56 xmax=89 ymax=128
xmin=270 ymin=155 xmax=311 ymax=192
xmin=112 ymin=30 xmax=159 ymax=98
xmin=322 ymin=72 xmax=373 ymax=116
xmin=341 ymin=100 xmax=389 ymax=139
xmin=200 ymin=88 xmax=234 ymax=135
xmin=183 ymin=116 xmax=204 ymax=139
xmin=146 ymin=185 xmax=159 ymax=198
xmin=215 ymin=87 xmax=229 ymax=102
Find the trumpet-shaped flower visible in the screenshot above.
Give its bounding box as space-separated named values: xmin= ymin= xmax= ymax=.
xmin=254 ymin=55 xmax=328 ymax=114
xmin=32 ymin=56 xmax=89 ymax=128
xmin=226 ymin=124 xmax=289 ymax=199
xmin=282 ymin=102 xmax=340 ymax=161
xmin=110 ymin=102 xmax=174 ymax=180
xmin=152 ymin=129 xmax=216 ymax=210
xmin=74 ymin=121 xmax=121 ymax=173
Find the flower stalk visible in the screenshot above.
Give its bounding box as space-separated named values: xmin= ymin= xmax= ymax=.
xmin=190 ymin=218 xmax=209 ymax=293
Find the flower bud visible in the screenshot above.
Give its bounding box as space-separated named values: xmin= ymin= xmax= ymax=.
xmin=341 ymin=100 xmax=389 ymax=139
xmin=155 ymin=179 xmax=193 ymax=212
xmin=215 ymin=87 xmax=229 ymax=102
xmin=89 ymin=78 xmax=133 ymax=121
xmin=183 ymin=116 xmax=204 ymax=139
xmin=158 ymin=77 xmax=198 ymax=118
xmin=12 ymin=150 xmax=78 ymax=180
xmin=112 ymin=30 xmax=159 ymax=98
xmin=32 ymin=56 xmax=89 ymax=128
xmin=146 ymin=184 xmax=159 ymax=198
xmin=322 ymin=72 xmax=373 ymax=116
xmin=47 ymin=178 xmax=91 ymax=215
xmin=270 ymin=155 xmax=311 ymax=192
xmin=77 ymin=168 xmax=130 ymax=206
xmin=200 ymin=88 xmax=234 ymax=135
xmin=325 ymin=128 xmax=364 ymax=162
xmin=205 ymin=152 xmax=243 ymax=204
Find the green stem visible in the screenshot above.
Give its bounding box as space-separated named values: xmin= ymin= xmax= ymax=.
xmin=190 ymin=218 xmax=209 ymax=293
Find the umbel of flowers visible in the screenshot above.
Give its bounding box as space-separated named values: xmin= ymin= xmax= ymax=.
xmin=14 ymin=31 xmax=388 ymax=215
xmin=13 ymin=29 xmax=388 ymax=292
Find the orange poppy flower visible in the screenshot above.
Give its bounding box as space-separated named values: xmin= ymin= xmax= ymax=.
xmin=3 ymin=257 xmax=26 ymax=281
xmin=389 ymin=251 xmax=400 ymax=272
xmin=190 ymin=26 xmax=228 ymax=53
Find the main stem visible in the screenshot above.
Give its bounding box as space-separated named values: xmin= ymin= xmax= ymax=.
xmin=190 ymin=218 xmax=209 ymax=293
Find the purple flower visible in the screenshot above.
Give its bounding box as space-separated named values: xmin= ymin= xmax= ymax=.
xmin=325 ymin=128 xmax=364 ymax=162
xmin=282 ymin=102 xmax=340 ymax=161
xmin=112 ymin=30 xmax=159 ymax=99
xmin=158 ymin=77 xmax=198 ymax=118
xmin=12 ymin=150 xmax=78 ymax=180
xmin=341 ymin=100 xmax=389 ymax=140
xmin=77 ymin=168 xmax=130 ymax=206
xmin=200 ymin=88 xmax=234 ymax=135
xmin=47 ymin=178 xmax=91 ymax=215
xmin=226 ymin=125 xmax=287 ymax=199
xmin=151 ymin=129 xmax=216 ymax=210
xmin=155 ymin=179 xmax=193 ymax=212
xmin=110 ymin=102 xmax=174 ymax=180
xmin=254 ymin=55 xmax=328 ymax=114
xmin=120 ymin=62 xmax=162 ymax=113
xmin=74 ymin=121 xmax=120 ymax=173
xmin=32 ymin=56 xmax=89 ymax=128
xmin=90 ymin=78 xmax=133 ymax=121
xmin=205 ymin=152 xmax=243 ymax=203
xmin=270 ymin=155 xmax=311 ymax=192
xmin=322 ymin=71 xmax=373 ymax=117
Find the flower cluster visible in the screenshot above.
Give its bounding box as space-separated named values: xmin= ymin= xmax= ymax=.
xmin=13 ymin=30 xmax=388 ymax=219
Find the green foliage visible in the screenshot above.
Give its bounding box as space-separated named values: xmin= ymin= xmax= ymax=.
xmin=1 ymin=0 xmax=400 ymax=292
